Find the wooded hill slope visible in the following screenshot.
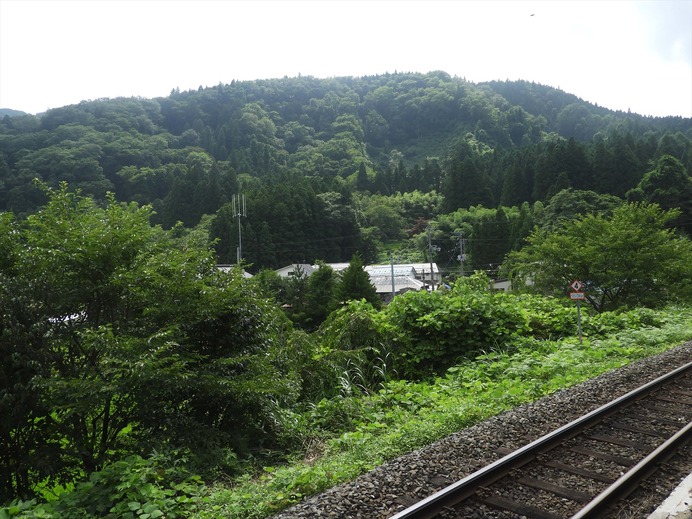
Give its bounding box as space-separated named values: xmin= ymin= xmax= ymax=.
xmin=1 ymin=71 xmax=690 ymax=270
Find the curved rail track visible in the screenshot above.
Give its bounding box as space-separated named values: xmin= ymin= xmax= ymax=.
xmin=390 ymin=361 xmax=692 ymax=519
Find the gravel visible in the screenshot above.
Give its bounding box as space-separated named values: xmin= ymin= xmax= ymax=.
xmin=272 ymin=341 xmax=692 ymax=519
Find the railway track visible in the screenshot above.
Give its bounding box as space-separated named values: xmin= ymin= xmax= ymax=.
xmin=390 ymin=361 xmax=692 ymax=519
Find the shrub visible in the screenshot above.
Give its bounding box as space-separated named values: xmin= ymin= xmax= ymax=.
xmin=584 ymin=307 xmax=666 ymax=337
xmin=299 ymin=300 xmax=392 ymax=401
xmin=517 ymin=295 xmax=577 ymax=339
xmin=0 ymin=453 xmax=207 ymax=518
xmin=383 ymin=274 xmax=530 ymax=378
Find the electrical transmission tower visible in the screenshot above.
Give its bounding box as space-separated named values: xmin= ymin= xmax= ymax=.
xmin=232 ymin=194 xmax=246 ymax=264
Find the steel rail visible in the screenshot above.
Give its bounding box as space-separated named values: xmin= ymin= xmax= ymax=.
xmin=571 ymin=419 xmax=692 ymax=518
xmin=389 ymin=360 xmax=692 ymax=519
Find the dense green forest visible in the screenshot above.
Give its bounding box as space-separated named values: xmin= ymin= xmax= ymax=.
xmin=1 ymin=72 xmax=692 ymax=517
xmin=1 ymin=72 xmax=690 ymax=272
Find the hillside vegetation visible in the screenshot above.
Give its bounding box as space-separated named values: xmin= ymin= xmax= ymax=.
xmin=1 ymin=72 xmax=690 ymax=271
xmin=1 ymin=72 xmax=691 ymax=517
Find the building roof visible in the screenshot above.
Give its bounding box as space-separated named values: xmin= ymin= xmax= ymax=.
xmin=367 ymin=262 xmax=440 ymax=274
xmin=368 ymin=273 xmax=426 ymax=294
xmin=324 ymin=262 xmax=351 ymax=272
xmin=274 ymin=263 xmax=315 ymax=277
xmin=216 ymin=264 xmax=253 ymax=278
xmin=365 ymin=265 xmax=417 ymax=277
xmin=273 ymin=262 xmax=439 ymax=292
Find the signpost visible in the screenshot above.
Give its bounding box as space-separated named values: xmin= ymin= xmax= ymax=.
xmin=569 ymin=279 xmax=584 ymax=344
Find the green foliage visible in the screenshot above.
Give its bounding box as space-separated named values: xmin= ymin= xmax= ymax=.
xmin=0 ymin=453 xmax=208 ymax=519
xmin=425 ymin=204 xmax=531 ymax=274
xmin=2 ymin=74 xmax=691 ymax=275
xmin=196 ymin=305 xmax=692 ymax=519
xmin=382 ymin=273 xmax=530 ymax=378
xmin=515 ymin=294 xmax=578 ymax=339
xmin=2 ymin=73 xmax=692 ymax=514
xmin=305 ymin=300 xmax=392 ymax=400
xmin=504 ymin=202 xmax=692 ymax=311
xmin=627 ymin=154 xmax=692 ymax=234
xmin=336 ymin=254 xmax=381 ymax=309
xmin=536 ymin=188 xmax=622 ymax=231
xmin=583 ymin=307 xmax=666 ymax=337
xmin=300 ymin=263 xmax=338 ymax=330
xmin=0 ymin=184 xmax=298 ymax=501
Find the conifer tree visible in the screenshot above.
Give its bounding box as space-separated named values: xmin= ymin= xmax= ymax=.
xmin=336 ymin=253 xmax=381 ymax=309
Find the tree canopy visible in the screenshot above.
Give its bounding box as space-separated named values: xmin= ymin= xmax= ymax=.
xmin=337 ymin=254 xmax=381 ymax=308
xmin=503 ymin=202 xmax=692 ymax=312
xmin=0 ymin=73 xmax=690 ymax=270
xmin=0 ymin=184 xmax=297 ymax=500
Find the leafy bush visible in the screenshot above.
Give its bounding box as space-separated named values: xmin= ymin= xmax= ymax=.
xmin=382 ymin=274 xmax=530 ymax=378
xmin=0 ymin=453 xmax=207 ymax=518
xmin=584 ymin=307 xmax=666 ymax=337
xmin=194 ymin=305 xmax=692 ymax=519
xmin=299 ymin=300 xmax=393 ymax=401
xmin=0 ymin=185 xmax=299 ymax=500
xmin=517 ymin=294 xmax=577 ymax=339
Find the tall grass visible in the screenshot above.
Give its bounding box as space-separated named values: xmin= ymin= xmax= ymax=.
xmin=194 ymin=306 xmax=692 ymax=519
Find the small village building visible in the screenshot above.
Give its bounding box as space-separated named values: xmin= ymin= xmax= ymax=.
xmin=323 ymin=262 xmax=350 ymax=274
xmin=273 ymin=261 xmax=440 ymax=302
xmin=216 ymin=264 xmax=253 ymax=278
xmin=274 ymin=263 xmax=315 ymax=278
xmin=364 ymin=265 xmax=426 ymax=302
xmin=366 ymin=262 xmax=441 ymax=289
xmin=493 ymin=279 xmax=512 ymax=291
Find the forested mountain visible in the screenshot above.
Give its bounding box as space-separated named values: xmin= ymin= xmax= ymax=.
xmin=0 ymin=109 xmax=28 ymax=118
xmin=1 ymin=71 xmax=690 ymax=272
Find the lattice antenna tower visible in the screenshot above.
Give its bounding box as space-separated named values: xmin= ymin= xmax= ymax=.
xmin=232 ymin=194 xmax=247 ymax=264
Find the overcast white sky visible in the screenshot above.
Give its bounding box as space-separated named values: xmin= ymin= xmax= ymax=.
xmin=1 ymin=0 xmax=691 ymax=117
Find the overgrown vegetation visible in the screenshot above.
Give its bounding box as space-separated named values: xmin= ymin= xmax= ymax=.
xmin=2 ymin=190 xmax=690 ymax=518
xmin=1 ymin=72 xmax=691 ymax=518
xmin=192 ymin=306 xmax=692 ymax=519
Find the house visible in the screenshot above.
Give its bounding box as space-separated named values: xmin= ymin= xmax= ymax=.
xmin=366 ymin=262 xmax=441 ymax=289
xmin=493 ymin=279 xmax=512 ymax=291
xmin=364 ymin=265 xmax=426 ymax=302
xmin=216 ymin=264 xmax=253 ymax=278
xmin=323 ymin=262 xmax=350 ymax=274
xmin=492 ymin=277 xmax=534 ymax=291
xmin=275 ymin=263 xmax=315 ymax=278
xmin=273 ymin=261 xmax=440 ymax=301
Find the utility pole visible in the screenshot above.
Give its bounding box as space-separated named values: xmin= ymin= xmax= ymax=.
xmin=427 ymin=225 xmax=439 ymax=290
xmin=232 ymin=194 xmax=246 ymax=264
xmin=390 ymin=252 xmax=396 ymax=300
xmin=453 ymin=231 xmax=467 ymax=277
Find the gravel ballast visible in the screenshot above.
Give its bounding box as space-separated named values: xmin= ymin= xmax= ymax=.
xmin=273 ymin=341 xmax=692 ymax=519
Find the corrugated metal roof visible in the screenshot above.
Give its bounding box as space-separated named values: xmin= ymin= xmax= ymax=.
xmin=366 ymin=266 xmax=416 ymax=277
xmin=368 ymin=274 xmax=426 ymax=293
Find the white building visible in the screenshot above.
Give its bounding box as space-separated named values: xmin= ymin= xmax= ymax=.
xmin=365 ymin=265 xmax=427 ymax=301
xmin=216 ymin=264 xmax=253 ymax=278
xmin=366 ymin=262 xmax=441 ymax=288
xmin=273 ymin=261 xmax=440 ymax=301
xmin=274 ymin=263 xmax=316 ymax=278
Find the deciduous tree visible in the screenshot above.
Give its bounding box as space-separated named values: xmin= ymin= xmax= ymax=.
xmin=503 ymin=202 xmax=692 ymax=311
xmin=0 ymin=183 xmax=298 ymax=500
